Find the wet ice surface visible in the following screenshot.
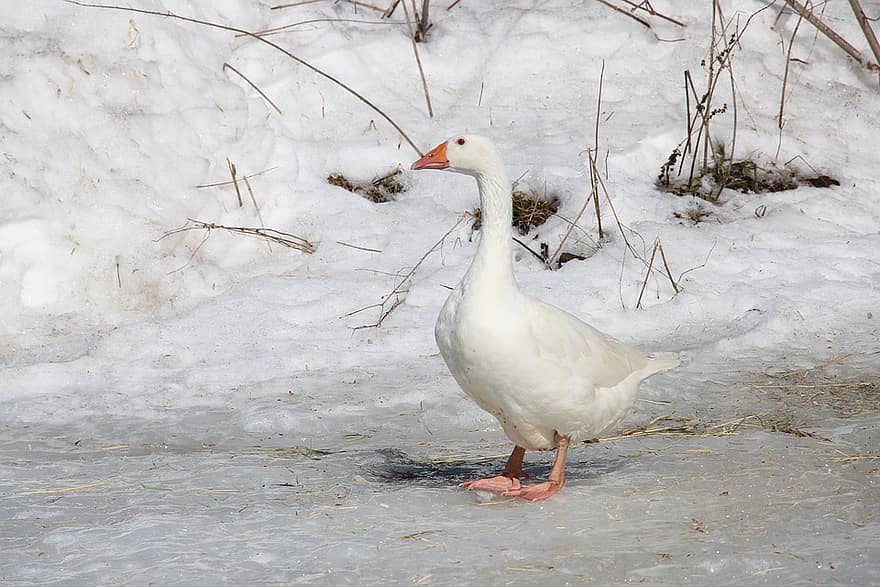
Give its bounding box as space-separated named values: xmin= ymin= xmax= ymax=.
xmin=3 ymin=367 xmax=878 ymax=585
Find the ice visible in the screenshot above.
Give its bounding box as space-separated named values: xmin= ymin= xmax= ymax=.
xmin=2 ymin=0 xmax=879 ymax=584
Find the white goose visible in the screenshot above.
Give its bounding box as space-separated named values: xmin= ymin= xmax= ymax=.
xmin=412 ymin=134 xmax=680 ymax=501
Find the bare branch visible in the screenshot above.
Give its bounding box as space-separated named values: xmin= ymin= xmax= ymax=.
xmin=620 ymin=0 xmax=687 ymax=28
xmin=160 ymin=219 xmax=316 ymax=254
xmin=226 ymin=158 xmax=242 ymax=207
xmin=350 ymin=214 xmax=469 ymax=328
xmin=783 ymin=0 xmax=880 ymax=72
xmin=195 ymin=166 xmax=277 ymax=189
xmin=595 ymin=0 xmax=651 ymax=29
xmin=402 ymin=0 xmax=434 ymax=117
xmin=223 ymin=62 xmax=283 ymax=115
xmin=847 ymin=0 xmax=880 ymax=66
xmin=65 ymin=0 xmax=424 ymax=155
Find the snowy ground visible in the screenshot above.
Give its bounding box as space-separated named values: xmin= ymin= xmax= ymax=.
xmin=2 ymin=0 xmax=879 ymax=584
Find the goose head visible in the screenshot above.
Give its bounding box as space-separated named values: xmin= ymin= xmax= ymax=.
xmin=411 ymin=134 xmax=504 ymax=179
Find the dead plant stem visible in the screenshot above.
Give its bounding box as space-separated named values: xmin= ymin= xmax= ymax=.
xmin=620 ymin=0 xmax=687 ymax=28
xmin=595 ymin=0 xmax=651 ymax=29
xmin=349 ymin=215 xmax=468 ymax=328
xmin=783 ymin=0 xmax=880 ymax=72
xmin=195 ymin=167 xmax=276 ymax=189
xmin=846 ymin=0 xmax=880 ymax=66
xmin=776 ymin=12 xmax=802 ymax=159
xmin=226 ymin=158 xmax=243 ymax=207
xmin=402 ymin=0 xmax=433 ymax=117
xmin=635 ymin=240 xmax=659 ymax=309
xmin=65 ymin=0 xmax=424 ymax=155
xmin=222 ymin=62 xmax=283 ymax=115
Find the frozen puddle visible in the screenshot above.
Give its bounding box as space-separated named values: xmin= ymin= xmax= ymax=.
xmin=2 ymin=403 xmax=877 ymax=585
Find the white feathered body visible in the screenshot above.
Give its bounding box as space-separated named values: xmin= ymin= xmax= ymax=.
xmin=435 ymin=265 xmax=678 ymax=451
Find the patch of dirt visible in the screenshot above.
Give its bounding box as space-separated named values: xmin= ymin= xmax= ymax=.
xmin=328 ymin=168 xmax=405 ymax=203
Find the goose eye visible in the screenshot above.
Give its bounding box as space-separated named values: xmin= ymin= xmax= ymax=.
xmin=456 ymin=138 xmax=466 ymax=146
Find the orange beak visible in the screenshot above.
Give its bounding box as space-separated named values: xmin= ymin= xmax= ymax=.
xmin=411 ymin=141 xmax=449 ymax=170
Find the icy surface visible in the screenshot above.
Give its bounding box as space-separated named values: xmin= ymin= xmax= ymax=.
xmin=2 ymin=0 xmax=879 ymax=584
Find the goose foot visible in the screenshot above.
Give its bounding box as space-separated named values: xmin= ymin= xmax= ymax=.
xmin=503 ymin=480 xmax=563 ymax=501
xmin=459 ymin=475 xmax=521 ymax=493
xmin=504 ymin=435 xmax=570 ymax=502
xmin=459 ymin=445 xmax=530 ymax=494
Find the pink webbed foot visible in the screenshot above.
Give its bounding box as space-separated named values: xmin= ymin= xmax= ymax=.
xmin=459 ymin=475 xmax=522 ymax=494
xmin=504 ymin=435 xmax=571 ymax=502
xmin=459 ymin=445 xmax=530 ymax=495
xmin=503 ymin=480 xmax=563 ymax=501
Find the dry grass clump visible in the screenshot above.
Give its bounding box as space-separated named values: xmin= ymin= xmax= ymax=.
xmin=511 ymin=190 xmax=559 ymax=233
xmin=472 ymin=188 xmax=559 ymax=234
xmin=659 ymin=143 xmax=839 ymax=201
xmin=328 ymin=168 xmax=406 ymax=203
xmin=673 ymin=206 xmax=715 ymax=224
xmin=747 ymin=357 xmax=878 ymax=418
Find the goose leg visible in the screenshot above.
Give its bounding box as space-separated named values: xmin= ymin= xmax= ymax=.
xmin=459 ymin=445 xmax=531 ymax=493
xmin=504 ymin=435 xmax=569 ymax=501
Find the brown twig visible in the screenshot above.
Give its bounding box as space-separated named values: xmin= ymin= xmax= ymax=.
xmin=620 ymin=0 xmax=687 ymax=28
xmin=271 ymin=0 xmax=323 ymax=9
xmin=545 ymin=152 xmax=598 ymax=269
xmin=384 ymin=0 xmax=403 ymax=17
xmin=195 ymin=167 xmax=277 ymax=189
xmin=635 ymin=239 xmax=659 ymax=309
xmin=595 ymin=0 xmax=651 ymax=29
xmin=512 ymin=236 xmax=547 ymax=264
xmin=783 ymin=0 xmax=880 ymax=72
xmin=226 ymin=158 xmax=243 ymax=207
xmin=243 ymin=176 xmax=271 ymax=252
xmin=161 ymin=219 xmax=316 ymax=253
xmin=415 ymin=0 xmax=431 ymax=41
xmin=847 ymin=0 xmax=880 ymax=66
xmin=339 ymin=0 xmax=388 ymax=13
xmin=592 ymin=61 xmax=605 ymax=239
xmin=402 ymin=0 xmax=434 ymax=117
xmin=348 ymin=214 xmax=469 ymax=328
xmin=222 ymin=62 xmax=283 ymax=115
xmin=776 ymin=11 xmax=802 ymax=159
xmin=244 ymin=18 xmax=402 ymax=39
xmin=657 ymin=240 xmax=680 ymax=294
xmin=64 ymin=0 xmax=424 ymax=155
xmin=336 ymin=241 xmax=383 ymax=253
xmin=544 ymin=63 xmax=606 ymax=269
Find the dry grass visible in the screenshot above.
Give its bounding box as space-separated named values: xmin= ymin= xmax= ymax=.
xmin=660 ymin=144 xmax=839 ymax=200
xmin=673 ymin=206 xmax=715 ymax=224
xmin=471 ymin=188 xmax=558 ymax=234
xmin=161 ymin=219 xmax=316 ymax=254
xmin=747 ymin=358 xmax=879 ymax=418
xmin=21 ymin=480 xmax=108 ymax=496
xmin=328 ymin=168 xmax=406 ymax=203
xmin=600 ymin=413 xmax=756 ymax=442
xmin=425 ymin=411 xmax=827 ymax=468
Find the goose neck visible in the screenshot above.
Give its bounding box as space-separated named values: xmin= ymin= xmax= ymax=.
xmin=464 ymin=171 xmax=516 ymax=290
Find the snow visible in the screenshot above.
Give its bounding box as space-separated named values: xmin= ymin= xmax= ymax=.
xmin=2 ymin=0 xmax=879 ymax=584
